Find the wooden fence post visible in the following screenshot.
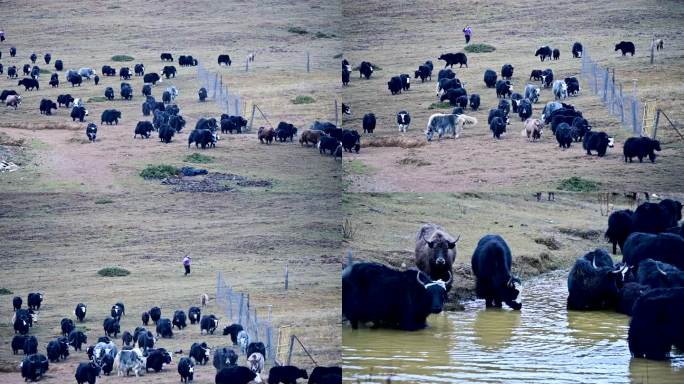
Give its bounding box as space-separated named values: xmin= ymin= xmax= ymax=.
xmin=334 ymin=100 xmax=339 ymax=126
xmin=249 ymin=104 xmax=257 ymax=131
xmin=619 ymin=82 xmax=624 ymax=124
xmin=287 ymin=334 xmax=295 ymax=365
xmin=650 ymin=34 xmax=655 ymax=65
xmin=652 ymin=109 xmax=660 ymax=139
xmin=306 ymin=51 xmax=310 ymax=73
xmin=284 ymin=263 xmax=289 ymax=290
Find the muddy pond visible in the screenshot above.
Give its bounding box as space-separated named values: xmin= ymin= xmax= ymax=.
xmin=343 ymin=271 xmax=684 ymax=383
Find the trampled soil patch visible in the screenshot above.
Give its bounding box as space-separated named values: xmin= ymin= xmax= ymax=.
xmin=160 ymin=172 xmax=272 ymax=192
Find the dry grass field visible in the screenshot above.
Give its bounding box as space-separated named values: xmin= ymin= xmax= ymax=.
xmin=0 ymin=0 xmax=343 ymax=382
xmin=340 ymin=0 xmax=684 ymax=192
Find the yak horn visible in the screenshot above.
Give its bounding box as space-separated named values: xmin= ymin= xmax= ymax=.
xmin=416 ymin=271 xmax=429 ymax=286
xmin=592 ymin=257 xmax=597 ymax=269
xmin=445 ymin=270 xmax=453 ymax=285
xmin=656 ymin=262 xmax=667 ymax=276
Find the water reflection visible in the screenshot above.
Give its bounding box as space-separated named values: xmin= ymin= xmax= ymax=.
xmin=343 ymin=270 xmax=684 ymax=383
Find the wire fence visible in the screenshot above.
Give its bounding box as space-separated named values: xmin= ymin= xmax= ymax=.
xmin=197 ymin=63 xmax=246 ymax=121
xmin=215 ymin=272 xmax=275 ymax=364
xmin=580 ymin=48 xmax=643 ymax=135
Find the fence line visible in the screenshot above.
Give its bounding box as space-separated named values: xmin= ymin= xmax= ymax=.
xmin=197 ymin=63 xmax=246 ymax=122
xmin=215 ymin=272 xmax=275 ymax=364
xmin=580 ymin=48 xmax=643 ymax=135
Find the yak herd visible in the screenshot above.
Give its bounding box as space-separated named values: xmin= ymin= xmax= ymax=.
xmin=11 ymin=292 xmax=341 ymax=383
xmin=339 ymin=39 xmax=665 ymax=165
xmin=344 ymin=198 xmax=684 ymax=361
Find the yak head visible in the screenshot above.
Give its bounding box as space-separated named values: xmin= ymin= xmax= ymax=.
xmin=504 ymin=277 xmax=523 ymax=310
xmin=423 ymin=232 xmax=458 ymax=269
xmin=416 ymin=271 xmax=449 ymax=314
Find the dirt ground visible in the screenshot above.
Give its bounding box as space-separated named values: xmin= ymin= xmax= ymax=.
xmin=341 ymin=192 xmax=684 ymax=306
xmin=340 ymin=0 xmax=684 ymax=192
xmin=0 ymin=0 xmax=342 ymax=382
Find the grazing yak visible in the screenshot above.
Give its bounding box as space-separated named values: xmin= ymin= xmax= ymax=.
xmin=161 ymin=52 xmax=173 ymax=62
xmin=439 ymin=52 xmax=468 ymax=68
xmin=172 ymin=310 xmax=187 ymax=329
xmin=27 ymin=293 xmax=43 ymax=310
xmin=358 ymin=61 xmax=373 ymax=79
xmin=213 ymin=347 xmax=239 ymax=371
xmin=200 ymin=314 xmax=219 ymax=334
xmin=555 ymin=123 xmax=573 ymax=148
xmin=134 ymin=63 xmax=145 ymax=76
xmin=628 ymin=287 xmax=684 ymax=360
xmin=218 ymin=54 xmax=232 ymax=66
xmin=615 ymin=41 xmax=635 ymax=56
xmin=1 ymin=89 xmax=18 ymax=101
xmin=299 ymin=129 xmax=322 ymax=146
xmin=437 ymin=77 xmax=463 ymax=97
xmin=522 ymin=118 xmax=544 ymax=142
xmin=188 ymin=128 xmax=217 ymax=149
xmin=248 ymin=352 xmax=264 ymax=375
xmin=583 ymin=131 xmax=614 ymax=156
xmin=605 ymin=209 xmax=635 ymax=255
xmin=541 ymin=68 xmax=554 ymax=88
xmin=220 ymin=115 xmax=247 ymax=134
xmin=517 ymin=99 xmax=532 ymax=121
xmin=61 ymin=318 xmax=75 ymax=336
xmin=13 ymin=296 xmax=22 ymax=311
xmin=198 ymin=87 xmax=208 ymax=101
xmin=472 ymin=235 xmax=522 ymax=310
xmin=119 ymin=67 xmax=132 ymax=80
xmin=572 ymin=42 xmax=583 ymax=58
xmin=115 ymin=348 xmax=145 ymax=377
xmin=565 ymin=76 xmax=580 ymax=96
xmin=631 ymin=200 xmax=681 ymax=234
xmin=102 ymin=317 xmax=120 ymax=338
xmin=623 ymin=137 xmax=661 ymax=163
xmin=67 ymin=72 xmax=83 ymax=86
xmin=10 ymin=47 xmax=17 ymax=57
xmin=18 ymin=77 xmax=39 ymax=91
xmin=275 ymin=121 xmax=297 ymax=142
xmin=438 ymin=68 xmax=456 ymax=81
xmin=49 ymin=73 xmax=59 ymax=87
xmin=469 ymin=94 xmax=480 ymax=110
xmin=7 ymin=65 xmax=18 ymax=79
xmin=20 ymin=353 xmax=49 ymax=382
xmin=440 ymin=87 xmax=467 ymax=105
xmin=121 ymin=80 xmax=133 ymax=99
xmin=388 ymin=76 xmax=402 ymax=94
xmin=567 ymin=249 xmax=624 ymax=310
xmin=39 ymin=99 xmax=57 ymax=115
xmin=617 ymin=282 xmax=649 ymax=316
xmin=134 ymin=121 xmax=153 ymax=138
xmin=501 ymin=64 xmax=514 ymax=80
xmin=495 ymin=80 xmax=512 ymax=98
xmin=69 ymin=105 xmax=86 ymax=122
xmin=104 ymin=87 xmax=114 ymax=100
xmin=553 ymin=80 xmax=568 ymax=100
xmin=23 ymin=336 xmax=38 ymax=354
xmin=622 ymin=232 xmax=684 ymax=271
xmin=178 ymin=357 xmax=194 ymax=383
xmin=524 ymin=84 xmax=540 ymax=103
xmin=11 ymin=335 xmax=28 ymax=354
xmin=535 ymin=46 xmax=552 ymax=61
xmin=529 ymin=69 xmax=543 ymax=81
xmin=342 ymin=262 xmax=447 ymax=330
xmin=342 ymin=66 xmax=351 ymax=85
xmin=46 ymin=337 xmax=69 ymax=362
xmin=144 ymin=72 xmax=162 ymax=85
xmin=102 ymin=65 xmax=116 ymax=76
xmin=162 ymin=65 xmax=177 ymax=78
xmin=85 ymin=124 xmax=97 ymax=144
xmin=223 ymin=323 xmax=244 ymax=344
xmin=425 ymin=113 xmax=477 ymax=141
xmin=552 ymin=48 xmax=560 ymax=60
xmin=268 ymin=366 xmax=308 ymax=384
xmin=490 ymin=117 xmax=506 ymax=139
xmin=57 ymin=94 xmax=74 ymax=107
xmin=415 ymin=223 xmax=458 ymax=291
xmin=258 ymin=126 xmax=275 ymax=144
xmin=179 ymin=55 xmax=198 ymax=66
xmin=400 ymin=73 xmax=410 ymax=90
xmin=146 ymin=348 xmax=172 ymax=372
xmin=397 ymin=110 xmax=411 ymax=132
xmin=318 ymin=135 xmax=340 ymax=156
xmin=149 ymin=306 xmax=162 ymax=324
xmin=362 ymin=113 xmax=376 ymax=134
xmin=341 ymin=129 xmax=361 ymax=153
xmin=54 ymin=60 xmax=64 ymax=71
xmin=23 ymin=64 xmax=31 ymax=76
xmin=414 ymin=61 xmax=433 ymax=82
xmin=190 ymin=342 xmax=211 ymax=365
xmin=215 ymin=366 xmax=261 ymax=384
xmin=510 ymin=93 xmax=522 ymax=112
xmin=101 ymin=109 xmax=122 ymax=125
xmin=75 ymin=362 xmax=101 ymax=384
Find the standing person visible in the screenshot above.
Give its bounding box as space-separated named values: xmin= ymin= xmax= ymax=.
xmin=183 ymin=255 xmax=191 ymax=276
xmin=463 ymin=25 xmax=472 ymax=44
xmin=0 ymin=30 xmax=5 ymax=42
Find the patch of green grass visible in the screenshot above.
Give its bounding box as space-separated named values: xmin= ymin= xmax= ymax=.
xmin=464 ymin=43 xmax=496 ymax=53
xmin=0 ymin=288 xmax=13 ymax=295
xmin=30 ymin=138 xmax=49 ymax=150
xmin=333 ymin=53 xmax=343 ymax=59
xmin=111 ymin=54 xmax=134 ymax=62
xmin=140 ymin=164 xmax=179 ymax=179
xmin=184 ymin=153 xmax=214 ymax=164
xmin=314 ymin=31 xmax=336 ymax=38
xmin=292 ymin=95 xmax=315 ymax=105
xmin=98 ymin=267 xmax=130 ymax=277
xmin=428 ymin=101 xmax=452 ymax=110
xmin=39 ymin=68 xmax=51 ymax=75
xmin=346 ymin=160 xmax=372 ymax=175
xmin=287 ymin=26 xmax=308 ymax=35
xmin=94 ymin=198 xmax=114 ymax=205
xmin=557 ymin=177 xmax=600 ymax=192
xmin=87 ymin=96 xmax=107 ymax=103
